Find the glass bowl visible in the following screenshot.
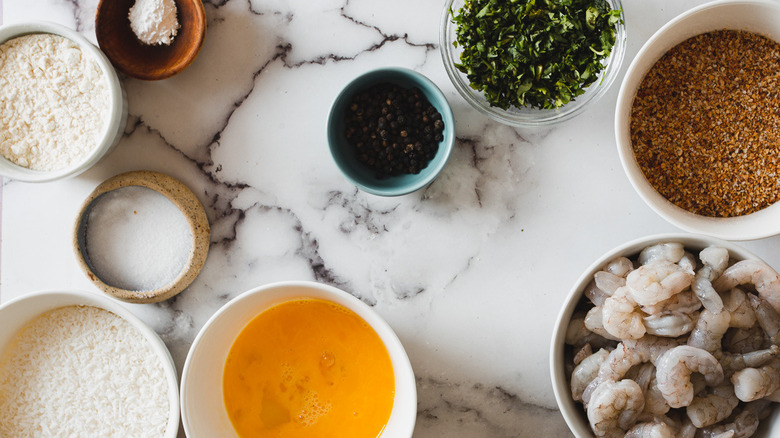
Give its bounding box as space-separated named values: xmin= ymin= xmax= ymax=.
xmin=440 ymin=0 xmax=626 ymax=127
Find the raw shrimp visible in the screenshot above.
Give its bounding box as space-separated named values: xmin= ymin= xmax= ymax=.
xmin=747 ymin=293 xmax=780 ymax=345
xmin=586 ymin=279 xmax=611 ymax=306
xmin=585 ymin=306 xmax=621 ymax=342
xmin=692 ymin=247 xmax=729 ymax=313
xmin=566 ymin=312 xmax=616 ymax=350
xmin=694 ymin=401 xmax=771 ymax=438
xmin=605 ymin=256 xmax=634 ymax=277
xmin=583 ymin=336 xmax=680 ymax=405
xmin=686 ymin=383 xmax=739 ymax=427
xmin=655 ymin=345 xmax=724 ymax=408
xmin=688 ymin=309 xmax=731 ymax=354
xmin=571 ymin=348 xmax=610 ymax=402
xmin=722 ymin=288 xmax=757 ymax=329
xmin=602 ymin=287 xmax=646 ymax=340
xmin=626 ymin=261 xmax=694 ymax=307
xmin=595 ymin=271 xmax=626 ymax=295
xmin=719 ymin=345 xmax=780 ymax=377
xmin=723 ymin=325 xmax=769 ymax=354
xmin=640 ymin=289 xmax=702 ymax=315
xmin=679 ymin=251 xmax=697 ymax=274
xmin=631 ymin=363 xmax=669 ymax=416
xmin=713 ymin=259 xmax=780 ymax=314
xmin=587 ymin=379 xmax=645 ymax=438
xmin=731 ymin=357 xmax=780 ymax=402
xmin=644 ymin=312 xmax=698 ymax=337
xmin=624 ymin=419 xmax=677 ymax=438
xmin=638 ymin=242 xmax=685 ymax=265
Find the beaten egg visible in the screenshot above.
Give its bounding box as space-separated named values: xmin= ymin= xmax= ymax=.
xmin=223 ymin=298 xmax=395 ymax=437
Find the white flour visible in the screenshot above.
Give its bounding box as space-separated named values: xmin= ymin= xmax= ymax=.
xmin=129 ymin=0 xmax=180 ymax=46
xmin=0 ymin=34 xmax=109 ymax=171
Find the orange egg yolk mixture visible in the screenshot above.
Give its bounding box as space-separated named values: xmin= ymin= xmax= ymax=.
xmin=223 ymin=298 xmax=395 ymax=437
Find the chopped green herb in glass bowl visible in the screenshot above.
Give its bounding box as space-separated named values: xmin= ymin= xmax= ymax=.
xmin=440 ymin=0 xmax=626 ymax=127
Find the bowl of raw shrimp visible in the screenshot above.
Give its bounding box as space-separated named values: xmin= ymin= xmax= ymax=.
xmin=550 ymin=233 xmax=780 ymax=437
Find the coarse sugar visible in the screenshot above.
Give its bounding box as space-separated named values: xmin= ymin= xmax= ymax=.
xmin=630 ymin=30 xmax=780 ymax=217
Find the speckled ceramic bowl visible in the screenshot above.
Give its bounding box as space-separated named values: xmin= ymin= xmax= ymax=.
xmin=0 ymin=290 xmax=179 ymax=438
xmin=0 ymin=21 xmax=127 ymax=182
xmin=615 ymin=0 xmax=780 ymax=240
xmin=550 ymin=233 xmax=780 ymax=437
xmin=327 ymin=67 xmax=455 ymax=196
xmin=180 ymin=281 xmax=417 ymax=437
xmin=73 ymin=171 xmax=210 ymax=304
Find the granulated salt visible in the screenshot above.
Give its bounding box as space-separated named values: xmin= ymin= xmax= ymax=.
xmin=84 ymin=186 xmax=192 ymax=291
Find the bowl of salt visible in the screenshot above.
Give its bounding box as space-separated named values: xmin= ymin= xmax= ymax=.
xmin=73 ymin=171 xmax=210 ymax=303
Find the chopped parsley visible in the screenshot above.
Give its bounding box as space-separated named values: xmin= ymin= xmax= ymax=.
xmin=451 ymin=0 xmax=622 ymax=110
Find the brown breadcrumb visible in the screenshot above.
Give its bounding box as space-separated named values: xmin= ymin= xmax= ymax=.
xmin=630 ymin=30 xmax=780 ymax=217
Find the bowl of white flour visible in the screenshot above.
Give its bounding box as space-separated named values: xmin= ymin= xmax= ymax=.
xmin=0 ymin=22 xmax=127 ymax=182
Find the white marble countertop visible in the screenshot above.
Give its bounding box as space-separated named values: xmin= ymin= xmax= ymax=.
xmin=4 ymin=0 xmax=780 ymax=436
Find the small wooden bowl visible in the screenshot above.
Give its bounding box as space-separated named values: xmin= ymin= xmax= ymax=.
xmin=95 ymin=0 xmax=206 ymax=80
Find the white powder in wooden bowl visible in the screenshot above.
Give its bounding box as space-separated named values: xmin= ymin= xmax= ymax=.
xmin=0 ymin=34 xmax=109 ymax=171
xmin=129 ymin=0 xmax=180 ymax=46
xmin=0 ymin=305 xmax=170 ymax=437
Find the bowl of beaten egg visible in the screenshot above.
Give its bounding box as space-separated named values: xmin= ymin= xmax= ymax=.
xmin=180 ymin=281 xmax=416 ymax=437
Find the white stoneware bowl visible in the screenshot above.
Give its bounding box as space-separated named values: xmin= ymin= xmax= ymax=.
xmin=0 ymin=290 xmax=179 ymax=438
xmin=550 ymin=233 xmax=780 ymax=437
xmin=180 ymin=281 xmax=417 ymax=437
xmin=615 ymin=0 xmax=780 ymax=240
xmin=0 ymin=22 xmax=127 ymax=182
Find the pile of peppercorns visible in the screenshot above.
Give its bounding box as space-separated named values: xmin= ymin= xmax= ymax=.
xmin=343 ymin=83 xmax=445 ymax=178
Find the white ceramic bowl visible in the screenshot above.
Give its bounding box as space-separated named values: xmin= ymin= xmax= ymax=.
xmin=0 ymin=290 xmax=179 ymax=437
xmin=615 ymin=0 xmax=780 ymax=240
xmin=550 ymin=233 xmax=780 ymax=437
xmin=440 ymin=0 xmax=626 ymax=127
xmin=0 ymin=22 xmax=127 ymax=182
xmin=181 ymin=281 xmax=417 ymax=437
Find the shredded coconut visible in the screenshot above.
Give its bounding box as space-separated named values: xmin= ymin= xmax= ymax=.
xmin=129 ymin=0 xmax=180 ymax=46
xmin=84 ymin=186 xmax=193 ymax=292
xmin=0 ymin=305 xmax=170 ymax=437
xmin=0 ymin=34 xmax=109 ymax=171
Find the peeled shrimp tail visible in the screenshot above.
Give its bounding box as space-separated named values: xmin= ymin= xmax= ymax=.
xmin=655 ymin=345 xmax=724 ymax=409
xmin=747 ymin=293 xmax=780 ymax=345
xmin=696 ymin=405 xmax=761 ymax=438
xmin=685 ymin=383 xmax=739 ymax=428
xmin=731 ymin=357 xmax=780 ymax=402
xmin=587 ymin=379 xmax=645 ymax=438
xmin=693 ymin=266 xmax=724 ymax=313
xmin=584 ymin=306 xmax=622 ymax=342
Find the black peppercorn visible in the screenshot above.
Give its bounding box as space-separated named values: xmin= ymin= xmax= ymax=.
xmin=343 ymin=83 xmax=445 ymax=178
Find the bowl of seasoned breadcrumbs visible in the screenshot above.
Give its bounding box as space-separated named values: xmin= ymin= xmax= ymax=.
xmin=615 ymin=0 xmax=780 ymax=241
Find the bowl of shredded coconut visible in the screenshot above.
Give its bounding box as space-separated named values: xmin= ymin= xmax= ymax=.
xmin=0 ymin=22 xmax=127 ymax=182
xmin=0 ymin=290 xmax=179 ymax=437
xmin=95 ymin=0 xmax=207 ymax=80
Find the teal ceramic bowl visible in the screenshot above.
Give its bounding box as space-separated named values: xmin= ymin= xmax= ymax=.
xmin=327 ymin=67 xmax=455 ymax=196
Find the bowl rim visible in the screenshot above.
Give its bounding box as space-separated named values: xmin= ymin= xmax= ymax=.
xmin=439 ymin=0 xmax=626 ymax=127
xmin=549 ymin=232 xmax=763 ymax=437
xmin=0 ymin=21 xmax=126 ymax=182
xmin=614 ymin=0 xmax=780 ymax=241
xmin=0 ymin=289 xmax=180 ymax=438
xmin=326 ymin=66 xmax=455 ymax=197
xmin=180 ymin=280 xmax=417 ymax=437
